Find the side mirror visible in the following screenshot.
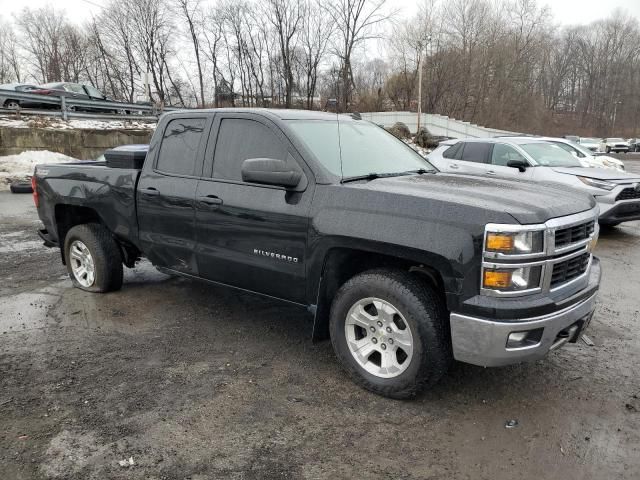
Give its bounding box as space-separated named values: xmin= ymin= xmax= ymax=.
xmin=507 ymin=160 xmax=528 ymax=173
xmin=241 ymin=158 xmax=302 ymax=188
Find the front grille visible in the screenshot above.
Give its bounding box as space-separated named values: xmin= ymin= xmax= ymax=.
xmin=555 ymin=221 xmax=595 ymax=249
xmin=616 ymin=187 xmax=640 ymax=201
xmin=551 ymin=253 xmax=590 ymax=288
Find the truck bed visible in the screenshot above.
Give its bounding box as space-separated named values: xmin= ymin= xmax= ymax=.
xmin=34 ymin=161 xmax=142 ymax=247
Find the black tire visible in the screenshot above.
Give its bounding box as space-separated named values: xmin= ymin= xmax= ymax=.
xmin=606 ymin=147 xmax=611 ymax=153
xmin=9 ymin=181 xmax=33 ymax=194
xmin=4 ymin=99 xmax=20 ymax=110
xmin=63 ymin=223 xmax=123 ymax=293
xmin=329 ymin=268 xmax=451 ymax=399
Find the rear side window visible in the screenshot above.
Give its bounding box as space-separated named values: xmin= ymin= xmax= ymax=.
xmin=156 ymin=118 xmax=206 ymax=175
xmin=442 ymin=142 xmax=462 ymax=159
xmin=460 ymin=142 xmax=491 ymax=163
xmin=212 ymin=118 xmax=287 ymax=181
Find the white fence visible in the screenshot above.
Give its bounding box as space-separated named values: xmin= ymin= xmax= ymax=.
xmin=360 ymin=111 xmax=519 ymax=138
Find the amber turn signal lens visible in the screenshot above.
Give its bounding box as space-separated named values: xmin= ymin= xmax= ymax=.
xmin=483 ymin=270 xmax=512 ymax=288
xmin=486 ymin=233 xmax=514 ymax=252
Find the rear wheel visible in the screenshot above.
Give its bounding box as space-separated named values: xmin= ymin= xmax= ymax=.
xmin=64 ymin=224 xmax=123 ymax=293
xmin=5 ymin=100 xmax=19 ymax=109
xmin=329 ymin=268 xmax=451 ymax=399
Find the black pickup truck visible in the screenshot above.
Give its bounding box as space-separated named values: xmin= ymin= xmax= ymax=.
xmin=33 ymin=109 xmax=601 ymax=398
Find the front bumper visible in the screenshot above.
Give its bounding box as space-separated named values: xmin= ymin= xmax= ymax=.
xmin=598 ymin=200 xmax=640 ymax=224
xmin=450 ymin=259 xmax=600 ymax=367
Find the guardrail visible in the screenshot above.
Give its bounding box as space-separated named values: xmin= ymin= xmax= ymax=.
xmin=0 ymin=88 xmax=179 ymax=121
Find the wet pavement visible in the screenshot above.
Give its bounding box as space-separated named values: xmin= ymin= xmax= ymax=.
xmin=1 ymin=166 xmax=639 ymax=479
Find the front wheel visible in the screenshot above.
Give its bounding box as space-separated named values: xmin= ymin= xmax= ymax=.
xmin=330 ymin=269 xmax=451 ymax=399
xmin=64 ymin=224 xmax=123 ymax=292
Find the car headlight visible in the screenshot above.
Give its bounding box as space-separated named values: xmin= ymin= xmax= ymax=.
xmin=485 ymin=230 xmax=544 ymax=254
xmin=482 ymin=266 xmax=542 ymax=292
xmin=577 ymin=176 xmax=616 ymax=190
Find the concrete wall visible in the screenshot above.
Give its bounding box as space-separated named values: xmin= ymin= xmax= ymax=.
xmin=0 ymin=127 xmax=153 ymax=159
xmin=360 ymin=111 xmax=519 ymax=138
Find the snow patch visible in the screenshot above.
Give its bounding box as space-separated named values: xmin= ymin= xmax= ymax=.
xmin=0 ymin=150 xmax=79 ymax=189
xmin=0 ymin=115 xmax=156 ymax=131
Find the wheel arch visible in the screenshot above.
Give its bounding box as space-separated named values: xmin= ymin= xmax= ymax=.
xmin=311 ymin=245 xmax=452 ymax=342
xmin=54 ymin=204 xmax=139 ymax=267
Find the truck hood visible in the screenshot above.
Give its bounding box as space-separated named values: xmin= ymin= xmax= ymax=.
xmin=551 ymin=166 xmax=640 ymax=181
xmin=349 ymin=172 xmax=595 ymax=225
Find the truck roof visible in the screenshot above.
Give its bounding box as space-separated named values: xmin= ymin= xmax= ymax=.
xmin=162 ymin=108 xmax=355 ymax=122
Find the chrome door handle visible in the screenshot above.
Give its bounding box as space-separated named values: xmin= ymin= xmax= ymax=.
xmin=140 ymin=187 xmax=160 ymax=196
xmin=486 ymin=170 xmax=496 ymax=175
xmin=450 ymin=163 xmax=459 ymax=169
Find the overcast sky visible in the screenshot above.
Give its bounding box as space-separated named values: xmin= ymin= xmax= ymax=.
xmin=0 ymin=0 xmax=638 ymax=27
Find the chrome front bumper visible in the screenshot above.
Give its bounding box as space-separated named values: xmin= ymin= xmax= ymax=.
xmin=450 ymin=292 xmax=597 ymax=367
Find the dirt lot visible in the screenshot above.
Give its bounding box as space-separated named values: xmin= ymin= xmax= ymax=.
xmin=1 ymin=164 xmax=639 ymax=480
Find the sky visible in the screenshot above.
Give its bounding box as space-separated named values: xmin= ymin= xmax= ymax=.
xmin=0 ymin=0 xmax=639 ymax=26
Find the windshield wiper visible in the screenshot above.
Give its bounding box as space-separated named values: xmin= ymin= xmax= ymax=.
xmin=341 ymin=169 xmax=435 ymax=184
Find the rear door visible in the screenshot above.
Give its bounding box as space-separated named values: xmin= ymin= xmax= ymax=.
xmin=137 ymin=114 xmax=211 ymax=274
xmin=456 ymin=141 xmax=492 ymax=175
xmin=193 ymin=113 xmax=313 ymax=303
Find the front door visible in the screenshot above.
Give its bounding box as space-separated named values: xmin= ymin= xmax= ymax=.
xmin=194 ymin=114 xmax=313 ymax=303
xmin=137 ymin=115 xmax=210 ymax=275
xmin=487 ymin=143 xmax=535 ymax=179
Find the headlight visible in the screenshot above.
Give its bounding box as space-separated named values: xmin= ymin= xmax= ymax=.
xmin=485 ymin=231 xmax=544 ymax=255
xmin=577 ymin=176 xmax=616 ymax=190
xmin=482 ymin=266 xmax=542 ymax=292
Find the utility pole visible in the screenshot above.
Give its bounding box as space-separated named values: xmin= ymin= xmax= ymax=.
xmin=612 ymin=100 xmax=622 ymax=135
xmin=416 ymin=35 xmax=431 ymax=133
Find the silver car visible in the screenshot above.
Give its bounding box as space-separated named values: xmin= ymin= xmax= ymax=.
xmin=0 ymin=83 xmax=39 ymax=109
xmin=428 ymin=137 xmax=640 ymax=225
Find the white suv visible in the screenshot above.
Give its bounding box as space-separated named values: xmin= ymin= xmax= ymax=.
xmin=428 ymin=137 xmax=640 ymax=225
xmin=600 ymin=138 xmax=630 ymax=153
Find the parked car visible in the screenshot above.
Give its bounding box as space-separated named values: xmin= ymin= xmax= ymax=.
xmin=0 ymin=83 xmax=40 ymax=109
xmin=577 ymin=137 xmax=602 ymax=152
xmin=33 ymin=109 xmax=601 ymax=398
xmin=503 ymin=136 xmax=625 ymax=172
xmin=627 ymin=138 xmax=640 ymax=152
xmin=600 ymin=138 xmax=630 ymax=153
xmin=428 ymin=137 xmax=640 ymax=225
xmin=563 ymin=135 xmax=580 ymax=143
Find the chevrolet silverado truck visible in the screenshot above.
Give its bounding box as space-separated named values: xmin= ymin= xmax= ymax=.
xmin=33 ymin=109 xmax=601 ymax=399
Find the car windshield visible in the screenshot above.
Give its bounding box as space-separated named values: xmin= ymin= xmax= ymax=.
xmin=287 ymin=120 xmax=435 ymax=179
xmin=520 ymin=143 xmax=582 ymax=167
xmin=581 ymin=138 xmax=600 ymax=143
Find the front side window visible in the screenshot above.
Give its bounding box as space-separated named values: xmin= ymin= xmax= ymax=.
xmin=519 ymin=143 xmax=582 ymax=167
xmin=156 ymin=118 xmax=206 ymax=175
xmin=286 ymin=120 xmax=433 ymax=178
xmin=460 ymin=142 xmax=491 ymax=163
xmin=491 ymin=144 xmax=527 ymax=166
xmin=65 ymin=84 xmax=85 ymax=94
xmin=212 ymin=118 xmax=288 ymax=181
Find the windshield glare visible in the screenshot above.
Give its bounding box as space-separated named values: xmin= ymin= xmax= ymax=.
xmin=287 ymin=120 xmax=434 ymax=178
xmin=520 ymin=143 xmax=582 ymax=167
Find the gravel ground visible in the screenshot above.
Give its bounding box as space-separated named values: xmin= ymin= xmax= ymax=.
xmin=1 ymin=164 xmax=639 ymax=480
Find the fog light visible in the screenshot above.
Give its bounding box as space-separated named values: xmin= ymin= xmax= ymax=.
xmin=506 ymin=328 xmax=543 ymax=349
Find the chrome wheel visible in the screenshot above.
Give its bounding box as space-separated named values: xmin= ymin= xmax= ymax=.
xmin=69 ymin=240 xmax=95 ymax=287
xmin=344 ymin=297 xmax=414 ymax=379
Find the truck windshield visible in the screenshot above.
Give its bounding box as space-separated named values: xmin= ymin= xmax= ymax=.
xmin=287 ymin=120 xmax=435 ymax=178
xmin=520 ymin=143 xmax=582 ymax=167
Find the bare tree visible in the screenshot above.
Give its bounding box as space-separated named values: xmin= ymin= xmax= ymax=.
xmin=176 ymin=0 xmax=206 ymax=107
xmin=326 ymin=0 xmax=390 ymax=111
xmin=300 ymin=0 xmax=334 ymax=109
